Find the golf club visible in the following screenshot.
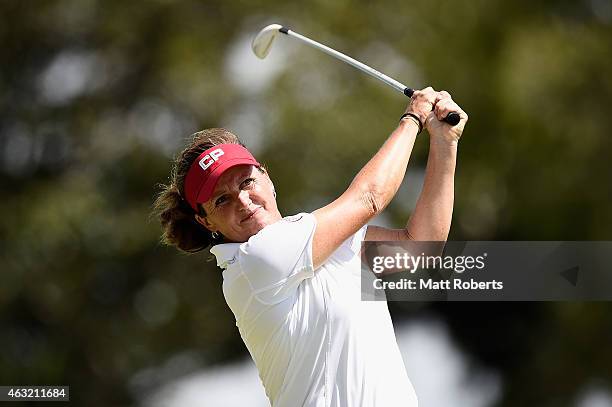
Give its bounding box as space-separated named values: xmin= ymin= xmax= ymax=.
xmin=252 ymin=24 xmax=461 ymax=126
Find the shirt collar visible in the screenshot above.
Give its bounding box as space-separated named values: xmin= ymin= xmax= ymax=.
xmin=210 ymin=243 xmax=240 ymax=269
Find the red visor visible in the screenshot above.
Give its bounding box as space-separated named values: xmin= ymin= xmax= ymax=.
xmin=184 ymin=144 xmax=260 ymax=211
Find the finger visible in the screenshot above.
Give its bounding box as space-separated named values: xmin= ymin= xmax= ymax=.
xmin=436 ymin=105 xmax=468 ymax=122
xmin=414 ymin=87 xmax=436 ymax=100
xmin=423 ymin=87 xmax=437 ymax=101
xmin=437 ymin=100 xmax=468 ymax=123
xmin=410 ymin=90 xmax=435 ymax=111
xmin=434 ymin=90 xmax=452 ymax=104
xmin=434 ymin=99 xmax=458 ymax=121
xmin=412 ymin=88 xmax=433 ymax=98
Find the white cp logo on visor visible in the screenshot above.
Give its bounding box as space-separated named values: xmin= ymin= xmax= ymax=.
xmin=198 ymin=148 xmax=225 ymax=171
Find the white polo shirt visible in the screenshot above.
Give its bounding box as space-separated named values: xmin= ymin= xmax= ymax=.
xmin=210 ymin=213 xmax=418 ymax=407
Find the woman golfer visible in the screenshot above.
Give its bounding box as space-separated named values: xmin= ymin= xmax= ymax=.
xmin=154 ymin=87 xmax=467 ymax=406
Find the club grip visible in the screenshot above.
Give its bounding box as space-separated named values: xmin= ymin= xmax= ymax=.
xmin=403 ymin=88 xmax=460 ymax=126
xmin=444 ymin=112 xmax=461 ymax=126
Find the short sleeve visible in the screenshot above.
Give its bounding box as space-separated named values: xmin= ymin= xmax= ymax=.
xmin=348 ymin=224 xmax=369 ymax=254
xmin=238 ymin=213 xmax=317 ymax=304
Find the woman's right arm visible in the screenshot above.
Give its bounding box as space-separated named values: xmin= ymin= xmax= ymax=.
xmin=311 ymin=88 xmax=437 ymax=269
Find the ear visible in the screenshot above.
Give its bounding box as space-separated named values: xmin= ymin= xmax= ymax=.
xmin=195 ymin=213 xmax=217 ymax=232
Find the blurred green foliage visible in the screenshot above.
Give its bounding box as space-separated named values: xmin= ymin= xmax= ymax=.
xmin=1 ymin=0 xmax=611 ymax=405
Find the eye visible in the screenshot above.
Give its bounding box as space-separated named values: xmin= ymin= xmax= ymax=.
xmin=215 ymin=195 xmax=228 ymax=206
xmin=241 ymin=178 xmax=255 ymax=188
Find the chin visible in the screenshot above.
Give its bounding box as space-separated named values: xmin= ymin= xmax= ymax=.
xmin=251 ymin=221 xmax=268 ymax=234
xmin=238 ymin=211 xmax=274 ymax=239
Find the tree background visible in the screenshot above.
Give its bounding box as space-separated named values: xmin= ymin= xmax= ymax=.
xmin=1 ymin=0 xmax=611 ymax=406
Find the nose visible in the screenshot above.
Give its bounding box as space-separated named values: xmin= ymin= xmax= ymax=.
xmin=237 ymin=189 xmax=252 ymax=209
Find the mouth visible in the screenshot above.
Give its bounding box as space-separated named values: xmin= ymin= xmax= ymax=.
xmin=241 ymin=207 xmax=262 ymax=223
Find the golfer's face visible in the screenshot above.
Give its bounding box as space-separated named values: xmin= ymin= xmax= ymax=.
xmin=202 ymin=165 xmax=277 ymax=242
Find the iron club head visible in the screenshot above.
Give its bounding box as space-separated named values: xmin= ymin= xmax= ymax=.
xmin=251 ymin=24 xmax=284 ymax=59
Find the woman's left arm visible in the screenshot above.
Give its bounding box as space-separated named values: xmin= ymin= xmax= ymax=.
xmin=366 ymin=91 xmax=468 ymax=242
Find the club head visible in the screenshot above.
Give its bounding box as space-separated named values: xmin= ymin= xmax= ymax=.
xmin=252 ymin=24 xmax=284 ymax=59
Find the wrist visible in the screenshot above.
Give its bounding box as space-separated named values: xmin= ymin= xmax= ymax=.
xmin=399 ymin=113 xmax=422 ymax=134
xmin=407 ymin=107 xmax=429 ymax=125
xmin=430 ymin=135 xmax=459 ymax=150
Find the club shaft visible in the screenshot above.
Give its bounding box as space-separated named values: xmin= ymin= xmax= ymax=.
xmin=278 ymin=26 xmax=459 ymax=126
xmin=281 ymin=28 xmax=409 ymax=95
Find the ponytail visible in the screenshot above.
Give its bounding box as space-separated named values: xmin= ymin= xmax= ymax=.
xmin=153 ymin=183 xmax=212 ymax=253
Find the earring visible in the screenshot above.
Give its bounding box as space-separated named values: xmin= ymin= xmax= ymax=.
xmin=273 ymin=189 xmax=277 ymax=198
xmin=212 ymin=231 xmax=221 ymax=239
